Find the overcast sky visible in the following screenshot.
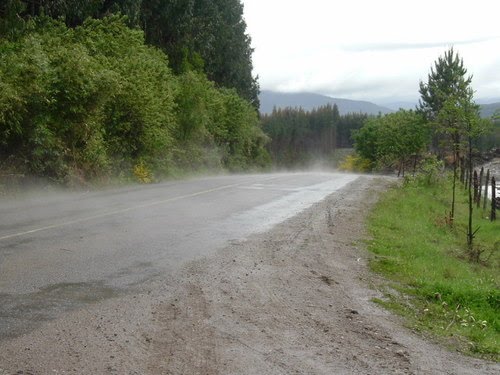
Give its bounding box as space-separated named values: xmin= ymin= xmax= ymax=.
xmin=242 ymin=0 xmax=500 ymax=104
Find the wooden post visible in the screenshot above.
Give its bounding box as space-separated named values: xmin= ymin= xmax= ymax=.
xmin=483 ymin=169 xmax=490 ymax=211
xmin=492 ymin=177 xmax=497 ymax=222
xmin=477 ymin=167 xmax=484 ymax=208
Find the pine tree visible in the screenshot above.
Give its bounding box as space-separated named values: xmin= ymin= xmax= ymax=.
xmin=419 ymin=48 xmax=479 ymax=223
xmin=419 ymin=48 xmax=473 ymax=121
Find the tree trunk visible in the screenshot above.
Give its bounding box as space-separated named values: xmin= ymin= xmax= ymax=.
xmin=465 ymin=163 xmax=469 ymax=190
xmin=451 ymin=155 xmax=457 ymax=223
xmin=450 ymin=141 xmax=460 ymax=223
xmin=473 ymin=170 xmax=478 ymax=205
xmin=467 ymin=138 xmax=474 ymax=251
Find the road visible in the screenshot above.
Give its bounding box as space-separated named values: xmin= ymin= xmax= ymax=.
xmin=0 ymin=172 xmax=359 ymax=339
xmin=1 ymin=173 xmax=498 ymax=374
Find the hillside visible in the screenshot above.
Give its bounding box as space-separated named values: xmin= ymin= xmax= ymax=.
xmin=259 ymin=90 xmax=393 ymax=115
xmin=480 ymin=102 xmax=500 ymax=118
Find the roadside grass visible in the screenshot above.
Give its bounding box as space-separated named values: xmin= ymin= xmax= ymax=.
xmin=367 ymin=177 xmax=499 ymax=360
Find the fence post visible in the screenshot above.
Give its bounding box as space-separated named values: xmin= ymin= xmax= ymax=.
xmin=483 ymin=169 xmax=490 ymax=211
xmin=492 ymin=177 xmax=497 ymax=222
xmin=477 ymin=167 xmax=484 ymax=207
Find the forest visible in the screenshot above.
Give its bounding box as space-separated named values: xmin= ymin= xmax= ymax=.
xmin=0 ymin=0 xmax=268 ymax=184
xmin=261 ymin=105 xmax=367 ymax=167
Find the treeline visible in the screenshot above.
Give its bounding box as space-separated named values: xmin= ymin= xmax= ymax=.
xmin=0 ymin=16 xmax=270 ymax=183
xmin=261 ymin=105 xmax=367 ymax=167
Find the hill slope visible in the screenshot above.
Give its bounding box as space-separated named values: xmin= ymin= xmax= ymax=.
xmin=480 ymin=102 xmax=500 ymax=118
xmin=259 ymin=90 xmax=393 ymax=115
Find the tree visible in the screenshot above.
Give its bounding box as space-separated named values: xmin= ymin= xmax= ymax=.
xmin=419 ymin=48 xmax=477 ymax=223
xmin=191 ymin=0 xmax=259 ymax=108
xmin=353 ymin=110 xmax=429 ymax=173
xmin=0 ymin=0 xmax=260 ymax=109
xmin=461 ymin=99 xmax=490 ymax=259
xmin=419 ymin=48 xmax=473 ymax=121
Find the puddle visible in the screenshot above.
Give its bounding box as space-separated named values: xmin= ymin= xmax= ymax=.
xmin=0 ymin=281 xmax=120 ymax=340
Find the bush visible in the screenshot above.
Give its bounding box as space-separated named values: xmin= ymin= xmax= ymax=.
xmin=0 ymin=16 xmax=270 ymax=184
xmin=338 ymin=154 xmax=372 ymax=172
xmin=403 ymin=154 xmax=445 ymax=187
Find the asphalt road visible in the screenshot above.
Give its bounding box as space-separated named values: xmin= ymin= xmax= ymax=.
xmin=0 ymin=172 xmax=359 ymax=339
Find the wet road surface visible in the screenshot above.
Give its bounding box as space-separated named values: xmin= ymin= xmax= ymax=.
xmin=0 ymin=172 xmax=360 ymax=339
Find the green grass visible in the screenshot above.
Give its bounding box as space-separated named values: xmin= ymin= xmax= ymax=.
xmin=367 ymin=176 xmax=499 ymax=360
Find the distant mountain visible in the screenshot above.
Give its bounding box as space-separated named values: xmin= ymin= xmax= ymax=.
xmin=259 ymin=90 xmax=393 ymax=116
xmin=475 ymin=98 xmax=500 ymax=105
xmin=383 ymin=101 xmax=417 ymax=111
xmin=480 ymin=102 xmax=500 ymax=118
xmin=384 ymin=101 xmax=499 ymax=118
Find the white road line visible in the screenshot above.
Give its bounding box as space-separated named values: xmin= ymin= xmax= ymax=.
xmin=0 ymin=183 xmax=242 ymax=241
xmin=0 ymin=175 xmax=288 ymax=242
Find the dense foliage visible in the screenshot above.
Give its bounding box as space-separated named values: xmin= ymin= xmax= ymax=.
xmin=0 ymin=16 xmax=269 ymax=183
xmin=0 ymin=0 xmax=259 ymax=107
xmin=353 ymin=110 xmax=430 ymax=174
xmin=261 ymin=105 xmax=366 ymax=167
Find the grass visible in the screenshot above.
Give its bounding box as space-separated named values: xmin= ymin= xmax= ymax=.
xmin=367 ymin=175 xmax=499 ymax=360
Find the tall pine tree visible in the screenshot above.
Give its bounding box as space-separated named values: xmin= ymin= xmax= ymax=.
xmin=419 ymin=48 xmax=479 ymax=223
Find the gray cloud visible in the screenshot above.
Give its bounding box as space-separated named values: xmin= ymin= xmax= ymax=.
xmin=342 ymin=37 xmax=499 ymax=52
xmin=268 ymin=76 xmax=419 ymax=103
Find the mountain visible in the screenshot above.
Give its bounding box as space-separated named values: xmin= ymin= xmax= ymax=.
xmin=480 ymin=102 xmax=500 ymax=118
xmin=259 ymin=90 xmax=393 ymax=116
xmin=383 ymin=101 xmax=417 ymax=111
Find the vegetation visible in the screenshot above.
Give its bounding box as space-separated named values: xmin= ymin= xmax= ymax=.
xmin=368 ymin=174 xmax=499 ymax=359
xmin=0 ymin=0 xmax=259 ymax=107
xmin=352 ymin=49 xmax=495 ymax=249
xmin=353 ymin=110 xmax=430 ymax=175
xmin=349 ymin=48 xmax=499 ymax=359
xmin=261 ymin=105 xmax=366 ymax=167
xmin=0 ymin=15 xmax=269 ymax=184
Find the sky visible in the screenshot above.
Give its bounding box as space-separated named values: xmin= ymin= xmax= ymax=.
xmin=241 ymin=0 xmax=500 ymax=104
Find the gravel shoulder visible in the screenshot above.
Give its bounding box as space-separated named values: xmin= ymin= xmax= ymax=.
xmin=1 ymin=176 xmax=498 ymax=374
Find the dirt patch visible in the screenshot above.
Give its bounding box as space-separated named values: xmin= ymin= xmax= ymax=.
xmin=1 ymin=176 xmax=498 ymax=374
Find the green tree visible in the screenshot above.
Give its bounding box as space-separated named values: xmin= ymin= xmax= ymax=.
xmin=1 ymin=0 xmax=260 ymax=110
xmin=419 ymin=48 xmax=473 ymax=121
xmin=419 ymin=48 xmax=477 ymax=223
xmin=0 ymin=16 xmax=177 ymax=180
xmin=460 ymin=99 xmax=491 ymax=257
xmin=191 ymin=0 xmax=259 ymax=108
xmin=352 ymin=117 xmax=379 ymax=167
xmin=353 ymin=110 xmax=429 ymax=173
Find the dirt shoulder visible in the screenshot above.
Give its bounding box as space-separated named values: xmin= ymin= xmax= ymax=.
xmin=1 ymin=176 xmax=498 ymax=374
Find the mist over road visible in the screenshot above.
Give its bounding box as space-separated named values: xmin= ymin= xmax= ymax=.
xmin=0 ymin=172 xmax=359 ymax=339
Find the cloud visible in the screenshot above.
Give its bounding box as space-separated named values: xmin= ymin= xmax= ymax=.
xmin=243 ymin=0 xmax=500 ymax=103
xmin=342 ymin=37 xmax=500 ymax=52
